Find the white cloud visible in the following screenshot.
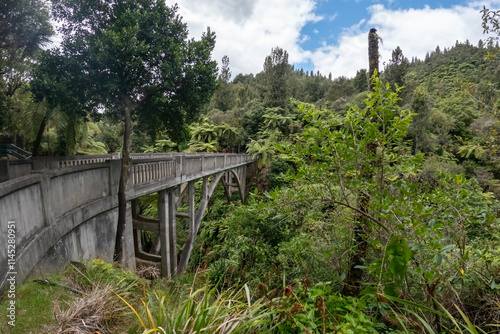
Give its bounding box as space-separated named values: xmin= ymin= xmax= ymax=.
xmin=328 ymin=13 xmax=339 ymax=21
xmin=313 ymin=1 xmax=500 ymax=78
xmin=368 ymin=4 xmax=484 ymax=67
xmin=166 ymin=0 xmax=500 ymax=79
xmin=165 ymin=0 xmax=321 ymax=76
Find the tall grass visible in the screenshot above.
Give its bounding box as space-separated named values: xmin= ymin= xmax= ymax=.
xmin=380 ymin=293 xmax=496 ymax=334
xmin=121 ymin=282 xmax=272 ymax=333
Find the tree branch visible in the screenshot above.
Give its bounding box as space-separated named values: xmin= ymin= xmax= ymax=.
xmin=282 ymin=197 xmax=390 ymax=232
xmin=34 ymin=278 xmax=83 ymax=295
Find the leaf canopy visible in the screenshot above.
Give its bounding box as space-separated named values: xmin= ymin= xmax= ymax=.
xmin=33 ymin=0 xmax=218 ymax=142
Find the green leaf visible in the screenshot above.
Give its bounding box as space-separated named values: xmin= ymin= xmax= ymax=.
xmin=441 ymin=244 xmax=456 ymax=252
xmin=433 ymin=253 xmax=443 ymax=266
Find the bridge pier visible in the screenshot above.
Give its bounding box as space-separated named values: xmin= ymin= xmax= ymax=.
xmin=132 ymin=166 xmax=250 ymax=278
xmin=158 ymin=189 xmax=177 ymax=278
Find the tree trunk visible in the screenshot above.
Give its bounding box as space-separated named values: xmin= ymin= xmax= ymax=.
xmin=114 ymin=105 xmax=132 ymax=263
xmin=368 ymin=28 xmax=379 ymax=91
xmin=343 ymin=28 xmax=379 ymax=297
xmin=32 ymin=116 xmax=47 ymax=157
xmin=32 ymin=105 xmax=47 ymax=157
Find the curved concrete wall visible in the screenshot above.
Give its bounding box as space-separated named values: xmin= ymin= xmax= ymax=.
xmin=0 ymin=161 xmax=129 ymax=290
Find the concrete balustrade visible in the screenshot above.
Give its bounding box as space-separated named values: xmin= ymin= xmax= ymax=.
xmin=131 ymin=160 xmax=176 ymax=185
xmin=1 ymin=153 xmax=251 ymax=182
xmin=0 ymin=153 xmax=253 ymax=290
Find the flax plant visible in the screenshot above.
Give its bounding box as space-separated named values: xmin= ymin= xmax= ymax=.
xmin=120 ymin=282 xmax=272 ymax=333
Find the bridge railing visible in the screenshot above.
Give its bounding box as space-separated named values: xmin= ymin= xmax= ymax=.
xmin=129 ymin=153 xmax=253 ymax=186
xmin=1 ymin=153 xmax=253 ymax=183
xmin=131 ymin=159 xmax=176 ymax=185
xmin=0 ymin=144 xmax=32 ymax=159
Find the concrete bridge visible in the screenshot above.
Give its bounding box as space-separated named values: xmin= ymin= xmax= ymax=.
xmin=0 ymin=153 xmax=254 ymax=289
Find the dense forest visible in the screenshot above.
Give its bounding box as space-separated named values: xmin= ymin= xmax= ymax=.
xmin=2 ymin=0 xmax=500 ymax=333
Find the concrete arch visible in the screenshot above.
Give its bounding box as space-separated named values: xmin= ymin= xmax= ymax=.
xmin=133 ymin=165 xmax=249 ymax=277
xmin=221 ymin=165 xmax=248 ymax=204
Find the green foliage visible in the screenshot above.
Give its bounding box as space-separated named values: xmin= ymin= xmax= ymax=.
xmin=266 ymin=157 xmax=295 ymax=189
xmin=204 ymin=75 xmax=500 ymax=331
xmin=142 ymin=137 xmax=177 ymax=153
xmin=188 ymin=119 xmax=242 ymax=152
xmin=265 ymin=281 xmax=397 ymax=334
xmin=242 ymin=100 xmax=267 ymax=138
xmin=246 ymin=139 xmax=275 ymax=168
xmin=69 ymin=259 xmax=142 ymax=293
xmin=435 ymin=90 xmax=478 ymax=138
xmin=32 ymin=0 xmax=218 ymax=150
xmin=354 ymin=69 xmax=369 ymax=93
xmin=209 ymin=55 xmax=236 ymax=112
xmin=262 ymin=47 xmax=292 ymax=108
xmin=482 ymin=7 xmax=500 ymax=46
xmin=0 ymin=0 xmax=53 ymax=132
xmin=384 ymin=46 xmax=410 ymax=89
xmin=325 ymin=76 xmax=356 ymax=102
xmin=124 ymin=282 xmax=271 ymax=333
xmin=0 ymin=87 xmax=50 ymax=150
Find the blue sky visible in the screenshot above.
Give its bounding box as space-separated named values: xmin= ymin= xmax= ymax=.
xmin=300 ymin=0 xmax=455 ymax=50
xmin=165 ymin=0 xmax=500 ymax=78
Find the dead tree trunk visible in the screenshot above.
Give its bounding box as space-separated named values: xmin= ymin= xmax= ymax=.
xmin=368 ymin=28 xmax=379 ymax=91
xmin=343 ymin=28 xmax=379 ymax=297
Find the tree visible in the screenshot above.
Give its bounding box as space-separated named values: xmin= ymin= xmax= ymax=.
xmin=353 ymin=69 xmax=368 ymax=93
xmin=219 ymin=55 xmax=231 ymax=83
xmin=384 ymin=46 xmax=409 ymax=89
xmin=408 ymin=86 xmax=431 ymax=154
xmin=262 ymin=47 xmax=292 ymax=108
xmin=325 ymin=76 xmax=355 ymax=102
xmin=344 ymin=28 xmax=381 ymax=296
xmin=0 ymin=0 xmax=53 ymax=137
xmin=33 ymin=0 xmax=218 ymax=263
xmin=210 ymin=55 xmax=235 ymax=111
xmin=482 ymin=7 xmax=500 ymax=46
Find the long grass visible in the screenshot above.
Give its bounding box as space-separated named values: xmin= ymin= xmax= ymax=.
xmin=121 ymin=282 xmax=272 ymax=333
xmin=49 ymin=284 xmax=127 ymax=334
xmin=380 ymin=293 xmax=496 ymax=334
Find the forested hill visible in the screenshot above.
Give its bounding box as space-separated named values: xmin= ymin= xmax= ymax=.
xmin=197 ymin=40 xmax=500 ymax=171
xmin=209 ymin=39 xmax=499 ymax=115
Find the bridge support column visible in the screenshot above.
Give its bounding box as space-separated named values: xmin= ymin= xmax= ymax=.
xmin=158 ymin=189 xmax=177 ymax=278
xmin=177 ymin=180 xmax=198 ymax=273
xmin=121 ymin=201 xmax=137 ymax=270
xmin=237 ymin=165 xmax=247 ymax=204
xmin=221 ymin=166 xmax=248 ymax=204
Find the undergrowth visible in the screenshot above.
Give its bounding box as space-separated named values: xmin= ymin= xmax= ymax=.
xmin=1 ymin=259 xmax=497 ymax=333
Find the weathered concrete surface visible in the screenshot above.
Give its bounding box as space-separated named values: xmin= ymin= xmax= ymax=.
xmin=31 ymin=208 xmax=118 ymax=277
xmin=0 ymin=153 xmax=252 ymax=290
xmin=0 ymin=163 xmax=122 ymax=290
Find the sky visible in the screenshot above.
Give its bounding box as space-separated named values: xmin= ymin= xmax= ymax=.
xmin=163 ymin=0 xmax=500 ymax=79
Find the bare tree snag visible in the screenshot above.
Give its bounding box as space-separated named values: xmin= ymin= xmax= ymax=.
xmin=343 ymin=28 xmax=379 ymax=297
xmin=368 ymin=28 xmax=379 ymax=91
